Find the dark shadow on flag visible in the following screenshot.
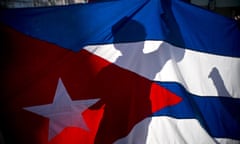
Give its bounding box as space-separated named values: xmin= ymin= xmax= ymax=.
xmin=91 ymin=17 xmax=186 ymax=143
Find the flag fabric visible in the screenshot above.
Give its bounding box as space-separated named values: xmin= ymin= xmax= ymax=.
xmin=0 ymin=0 xmax=240 ymax=144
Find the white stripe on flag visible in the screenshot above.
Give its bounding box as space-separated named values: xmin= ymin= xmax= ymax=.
xmin=85 ymin=41 xmax=240 ymax=98
xmin=114 ymin=116 xmax=216 ymax=144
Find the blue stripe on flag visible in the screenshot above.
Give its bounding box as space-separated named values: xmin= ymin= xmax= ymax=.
xmin=0 ymin=0 xmax=239 ymax=57
xmin=0 ymin=0 xmax=148 ymax=51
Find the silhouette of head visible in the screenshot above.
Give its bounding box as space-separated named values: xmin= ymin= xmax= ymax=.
xmin=112 ymin=18 xmax=146 ymax=43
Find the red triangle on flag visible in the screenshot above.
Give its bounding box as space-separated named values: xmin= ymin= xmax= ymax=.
xmin=1 ymin=24 xmax=181 ymax=144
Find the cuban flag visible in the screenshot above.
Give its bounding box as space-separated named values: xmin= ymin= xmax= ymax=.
xmin=0 ymin=0 xmax=240 ymax=143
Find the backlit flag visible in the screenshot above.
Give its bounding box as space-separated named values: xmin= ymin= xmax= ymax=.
xmin=0 ymin=0 xmax=240 ymax=143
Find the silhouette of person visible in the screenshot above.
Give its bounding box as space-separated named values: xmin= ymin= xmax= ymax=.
xmin=92 ymin=18 xmax=185 ymax=144
xmin=91 ymin=19 xmax=152 ymax=144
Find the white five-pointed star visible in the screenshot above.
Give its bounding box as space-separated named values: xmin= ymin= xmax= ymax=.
xmin=24 ymin=78 xmax=99 ymax=140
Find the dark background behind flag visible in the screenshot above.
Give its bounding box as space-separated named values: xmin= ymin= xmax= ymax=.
xmin=1 ymin=0 xmax=239 ymax=21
